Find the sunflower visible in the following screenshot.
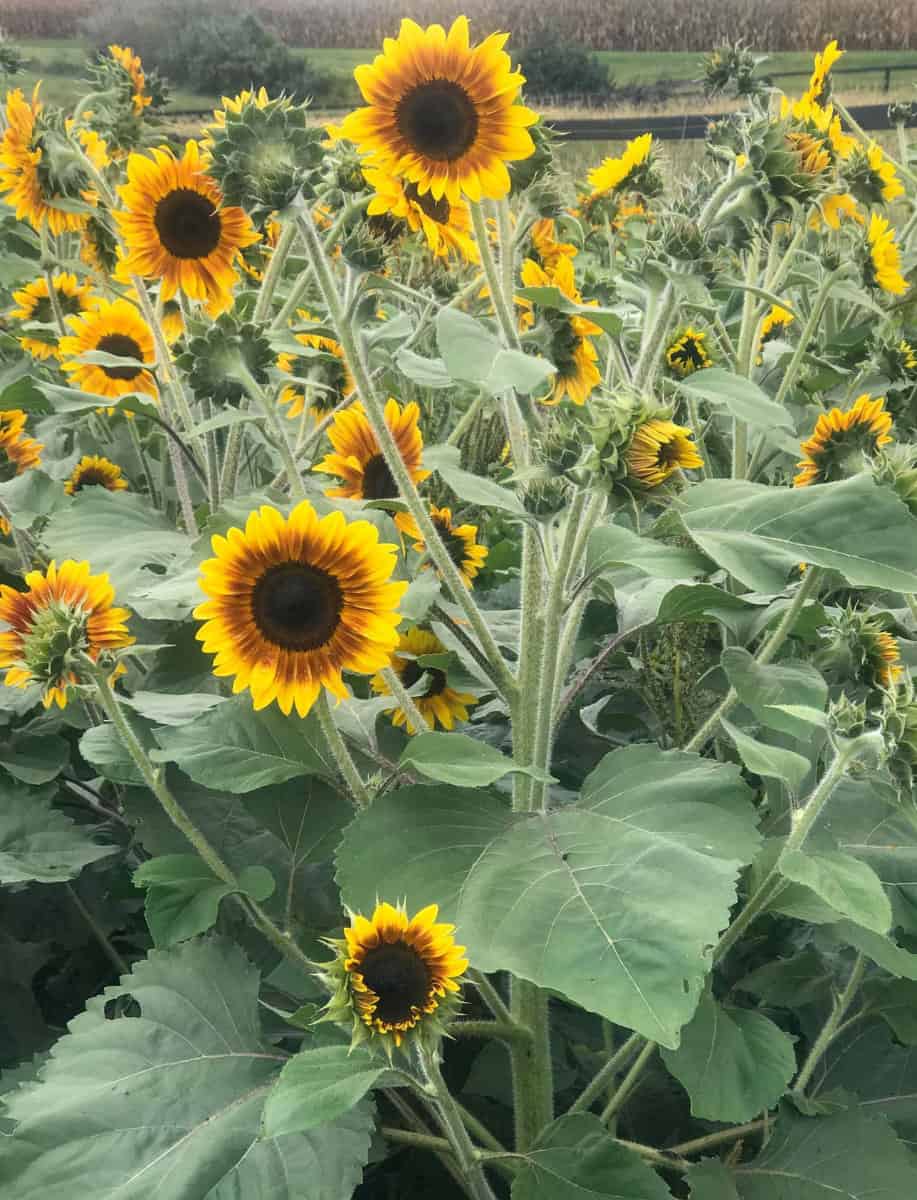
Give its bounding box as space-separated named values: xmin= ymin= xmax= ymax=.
xmin=0 ymin=559 xmax=133 ymax=709
xmin=781 ymin=95 xmax=855 ymax=162
xmin=327 ymin=901 xmax=467 ymax=1049
xmin=0 ymin=410 xmax=43 ymax=478
xmin=277 ymin=310 xmax=354 ymax=422
xmin=810 ymin=192 xmax=863 ymax=231
xmin=844 ymin=142 xmax=905 ymax=206
xmin=65 ymin=455 xmax=128 ymax=496
xmin=586 ymin=133 xmax=654 ymax=198
xmin=339 ymin=16 xmax=537 ymax=204
xmin=897 ymin=339 xmax=917 ymax=373
xmin=160 ymin=298 xmax=185 ymax=344
xmin=627 ymin=420 xmax=703 ymax=487
xmin=194 ymin=500 xmax=406 ymax=717
xmin=314 ymin=398 xmax=430 ymax=502
xmin=865 ymin=214 xmax=909 ymax=296
xmin=8 ymin=272 xmax=95 ymax=360
xmin=866 ymin=630 xmax=904 ymax=689
xmin=529 ymin=217 xmax=577 ymax=272
xmin=666 ymin=327 xmax=713 ymax=377
xmin=205 ymin=86 xmax=270 ymax=142
xmin=58 ymin=298 xmax=157 ymax=402
xmin=401 ymin=504 xmax=488 ymax=587
xmin=804 ymin=39 xmax=844 ymax=105
xmin=519 ymin=256 xmax=602 ymax=406
xmin=109 ymin=44 xmax=151 ymax=114
xmin=363 ymin=165 xmax=479 ymax=263
xmin=795 ymin=394 xmax=893 ymax=487
xmin=114 ymin=140 xmax=259 ymax=313
xmin=371 ymin=627 xmax=476 ymax=733
xmin=758 ymin=304 xmax=795 ymax=360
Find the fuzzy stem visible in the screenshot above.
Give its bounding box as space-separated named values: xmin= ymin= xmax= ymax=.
xmin=126 ymin=417 xmax=159 ymax=507
xmin=567 ymin=1030 xmax=644 ymax=1115
xmin=450 ymin=1020 xmax=532 ymax=1043
xmin=446 ymin=392 xmax=488 ymax=447
xmin=509 ymin=979 xmax=553 ymax=1151
xmin=732 ymin=237 xmax=763 ymax=479
xmin=470 ymin=201 xmax=521 ymax=351
xmin=770 ymin=266 xmax=848 ymax=412
xmin=315 ymin=690 xmax=372 ymax=808
xmin=468 ymin=969 xmax=514 ymax=1024
xmin=66 ymin=881 xmax=128 ymax=974
xmin=793 ymin=953 xmax=866 ymax=1094
xmin=599 ymin=1039 xmax=657 ymax=1125
xmin=253 ymin=219 xmax=298 ymax=323
xmin=0 ymin=497 xmax=39 ymax=572
xmin=670 ymin=1119 xmax=767 ymax=1157
xmin=422 ymin=1051 xmax=499 ymax=1200
xmin=380 ymin=665 xmax=428 ymax=735
xmin=237 ymin=365 xmax=305 ymax=498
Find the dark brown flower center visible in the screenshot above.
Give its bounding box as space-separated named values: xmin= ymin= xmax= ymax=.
xmin=251 ymin=561 xmax=342 ymax=650
xmin=396 ymin=79 xmax=479 ymax=162
xmin=403 ymin=180 xmax=451 ymax=225
xmin=154 ymin=187 xmax=222 ymax=259
xmin=95 ymin=333 xmax=144 ymax=381
xmin=358 ymin=941 xmax=431 ymax=1023
xmin=672 ymin=338 xmax=705 ymax=369
xmin=433 ymin=516 xmax=470 ymax=572
xmin=72 ymin=466 xmax=114 ymax=491
xmin=656 ymin=439 xmax=682 ymax=468
xmin=362 ymin=453 xmax=398 ymax=500
xmin=366 ymin=212 xmax=404 ymax=243
xmin=400 ymin=656 xmax=447 ymax=697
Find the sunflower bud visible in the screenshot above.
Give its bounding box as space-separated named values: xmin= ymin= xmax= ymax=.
xmin=873 ymin=445 xmax=917 ymax=516
xmin=828 ymin=693 xmax=869 ymax=740
xmin=177 ymin=314 xmax=273 ymax=406
xmin=659 ymin=214 xmax=709 ymax=262
xmin=888 ymin=101 xmax=916 ymax=128
xmin=702 ymin=43 xmax=764 ymax=98
xmin=519 ymin=473 xmax=572 ymax=517
xmin=816 ymin=607 xmax=904 ymax=695
xmin=340 ymin=221 xmax=393 ymax=273
xmin=536 ymin=411 xmax=590 ymax=478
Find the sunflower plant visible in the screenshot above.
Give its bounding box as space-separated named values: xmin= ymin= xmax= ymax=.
xmin=2 ymin=25 xmax=917 ymax=1200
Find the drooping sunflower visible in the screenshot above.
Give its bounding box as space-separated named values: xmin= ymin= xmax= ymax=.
xmin=0 ymin=559 xmax=134 ymax=709
xmin=781 ymin=95 xmax=856 ymax=163
xmin=194 ymin=500 xmax=407 ymax=717
xmin=371 ymin=627 xmax=477 ymax=733
xmin=58 ymin=298 xmax=157 ymax=402
xmin=64 ymin=455 xmax=128 ymax=496
xmin=109 ymin=44 xmax=152 ymax=114
xmin=8 ymin=272 xmax=95 ymax=360
xmin=865 ymin=629 xmax=904 ymax=689
xmin=519 ymin=256 xmax=602 ymax=406
xmin=277 ymin=310 xmax=354 ymax=421
xmin=665 ymin=327 xmax=713 ymax=377
xmin=363 ymin=165 xmax=479 ymax=263
xmin=844 ymin=142 xmax=905 ymax=207
xmin=314 ymin=398 xmax=430 ymax=502
xmin=339 ymin=16 xmax=537 ymax=204
xmin=0 ymin=410 xmax=43 ymax=477
xmin=795 ymin=394 xmax=893 ymax=487
xmin=864 ymin=214 xmax=909 ymax=296
xmin=758 ymin=304 xmax=795 ymax=360
xmin=804 ymin=39 xmax=844 ymax=105
xmin=529 ymin=217 xmax=577 ymax=272
xmin=401 ymin=504 xmax=488 ymax=587
xmin=114 ymin=140 xmax=259 ymax=313
xmin=160 ymin=298 xmax=185 ymax=344
xmin=627 ymin=419 xmax=704 ymax=487
xmin=324 ymin=901 xmax=467 ymax=1050
xmin=810 ymin=191 xmax=864 ymax=232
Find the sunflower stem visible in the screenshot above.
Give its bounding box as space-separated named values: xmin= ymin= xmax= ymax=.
xmin=599 ymin=1040 xmax=657 ymax=1126
xmin=834 ymin=99 xmax=917 ymax=190
xmin=66 ymin=881 xmax=128 ymax=975
xmin=39 ymin=231 xmax=68 ymax=336
xmin=380 ymin=665 xmax=428 ymax=735
xmin=632 ymin=280 xmax=676 ymax=394
xmin=793 ymin=953 xmax=866 ymax=1095
xmin=446 ymin=391 xmax=488 ymax=447
xmin=468 ymin=968 xmax=513 ymax=1024
xmin=771 ymin=265 xmax=850 ymax=413
xmin=449 ymin=1020 xmax=531 ymax=1043
xmin=237 ymin=364 xmax=306 ymax=499
xmin=253 ymin=218 xmax=298 ymax=323
xmin=512 ymin=525 xmax=546 ymax=810
xmin=509 ymin=979 xmax=553 ymax=1151
xmin=296 ymin=206 xmax=517 ymax=705
xmin=315 ymin=690 xmax=372 ymax=808
xmin=470 ymin=200 xmax=521 ymax=352
xmin=567 ymin=1030 xmax=645 ymax=1116
xmin=421 ymin=1048 xmax=499 ymax=1200
xmin=732 ymin=237 xmax=763 ymax=479
xmin=126 ymin=416 xmax=159 ymax=507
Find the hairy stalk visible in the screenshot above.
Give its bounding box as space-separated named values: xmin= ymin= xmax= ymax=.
xmin=315 ymin=690 xmax=372 ymax=808
xmin=384 ymin=1088 xmax=469 ymax=1192
xmin=670 ymin=1119 xmax=767 ymax=1157
xmin=470 ymin=201 xmax=521 ymax=351
xmin=450 ymin=1020 xmax=532 ymax=1043
xmin=512 ymin=525 xmax=546 ymax=809
xmin=236 ymin=364 xmax=305 ymax=498
xmin=770 ymin=265 xmax=848 ymax=411
xmin=468 ymin=969 xmax=514 ymax=1024
xmin=793 ymin=953 xmax=866 ymax=1094
xmin=253 ymin=219 xmax=297 ymax=323
xmin=127 ymin=417 xmax=159 ymax=507
xmin=732 ymin=237 xmax=763 ymax=478
xmin=422 ymin=1050 xmax=499 ymax=1200
xmin=380 ymin=665 xmax=428 ymax=736
xmin=568 ymin=1030 xmax=644 ymax=1115
xmin=446 ymin=392 xmax=488 ymax=447
xmin=510 ymin=979 xmax=553 ymax=1151
xmin=599 ymin=1039 xmax=657 ymax=1125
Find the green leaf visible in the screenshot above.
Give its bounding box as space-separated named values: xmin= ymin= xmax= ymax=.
xmin=660 ymin=991 xmax=796 ymax=1123
xmin=151 ymin=695 xmax=333 ymax=792
xmin=721 ymin=719 xmax=811 ymax=791
xmin=675 ymin=367 xmax=795 ymax=435
xmin=436 ymin=308 xmax=500 ymax=384
xmin=722 ymin=649 xmax=827 ymax=740
xmin=681 ymin=476 xmax=917 ymax=593
xmin=133 ymin=855 xmax=275 ymax=946
xmin=515 ymin=286 xmax=623 ymax=335
xmin=863 ymin=979 xmax=917 ymax=1046
xmin=587 ymin=523 xmax=711 ymax=579
xmin=79 ymin=722 xmax=149 ymax=786
xmin=511 ymin=1113 xmax=673 ymax=1199
xmin=0 ymin=785 xmax=115 ymax=883
xmin=0 ymin=469 xmax=64 ymax=527
xmin=262 ymin=1045 xmax=388 ymax=1136
xmin=0 ymin=938 xmax=374 ymax=1199
xmin=687 ymin=1159 xmax=740 ymax=1200
xmin=779 ymin=850 xmax=892 ymax=934
xmin=424 ymin=444 xmax=524 ymax=514
xmin=399 ymin=731 xmax=553 ymax=786
xmin=825 ymin=921 xmax=917 ymax=980
xmin=488 ymin=348 xmax=557 ymax=395
xmin=120 ymin=691 xmax=225 ymax=726
xmin=395 ymin=348 xmax=454 ymax=388
xmin=241 ymin=776 xmax=349 ymax=869
xmin=818 ymin=1021 xmax=917 ymax=1140
xmin=0 ymin=735 xmax=69 ymax=785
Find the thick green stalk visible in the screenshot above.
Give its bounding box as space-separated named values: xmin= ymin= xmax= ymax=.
xmin=253 ymin=219 xmax=298 ymax=323
xmin=567 ymin=1030 xmax=644 ymax=1115
xmin=793 ymin=953 xmax=866 ymax=1094
xmin=732 ymin=237 xmax=763 ymax=479
xmin=66 ymin=881 xmax=128 ymax=974
xmin=380 ymin=665 xmax=428 ymax=735
xmin=599 ymin=1039 xmax=657 ymax=1125
xmin=510 ymin=979 xmax=553 ymax=1151
xmin=422 ymin=1051 xmax=499 ymax=1200
xmin=470 ymin=201 xmax=521 ymax=351
xmin=315 ymin=691 xmax=372 ymax=808
xmin=512 ymin=525 xmax=546 ymax=808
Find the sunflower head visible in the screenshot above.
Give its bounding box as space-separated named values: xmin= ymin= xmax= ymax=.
xmin=795 ymin=393 xmax=893 ymax=487
xmin=65 ymin=455 xmax=128 ymax=496
xmin=586 ymin=134 xmax=657 ymax=202
xmin=0 ymin=409 xmax=43 ymax=480
xmin=277 ymin=310 xmax=353 ymax=421
xmin=751 ymin=110 xmax=832 ymax=203
xmin=804 ymin=39 xmax=844 ymax=106
xmin=665 ymin=327 xmax=713 ymax=377
xmin=863 ymin=214 xmax=909 ymax=297
xmin=0 ymin=560 xmax=133 ymax=709
xmin=106 ymin=44 xmax=152 ymax=114
xmin=527 ymin=217 xmax=577 ymax=273
xmin=314 ymin=398 xmax=430 ymax=502
xmin=843 ymin=142 xmax=905 ymax=207
xmin=810 ymin=192 xmax=864 ymax=232
xmin=321 ymin=901 xmax=467 ymax=1053
xmin=817 ymin=607 xmax=903 ymax=694
xmin=363 ymin=165 xmax=479 ymax=264
xmin=340 ymin=16 xmax=537 ymax=205
xmin=58 ymin=298 xmax=158 ymax=403
xmin=758 ymin=304 xmax=795 ymax=361
xmin=402 ymin=505 xmax=488 ymax=588
xmin=371 ymin=627 xmax=477 ymax=734
xmin=626 ymin=419 xmax=703 ymax=488
xmin=519 ymin=256 xmax=602 ymax=406
xmin=177 ymin=314 xmax=273 ymax=407
xmin=80 ymin=213 xmax=121 ymax=277
xmin=8 ymin=271 xmax=95 ymax=360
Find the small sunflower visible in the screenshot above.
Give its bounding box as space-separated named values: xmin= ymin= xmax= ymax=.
xmin=804 ymin=39 xmax=844 ymax=105
xmin=324 ymin=901 xmax=467 ymax=1050
xmin=206 ymin=87 xmax=270 ymax=140
xmin=810 ymin=192 xmax=864 ymax=231
xmin=896 ymin=339 xmax=917 ymax=374
xmin=401 ymin=504 xmax=488 ymax=587
xmin=844 ymin=142 xmax=905 ymax=207
xmin=363 ymin=165 xmax=479 ymax=263
xmin=864 ymin=214 xmax=909 ymax=296
xmin=627 ymin=419 xmax=703 ymax=488
xmin=160 ymin=298 xmax=185 ymax=344
xmin=781 ymin=95 xmax=855 ymax=162
xmin=866 ymin=629 xmax=904 ymax=689
xmin=371 ymin=627 xmax=477 ymax=733
xmin=0 ymin=560 xmax=133 ymax=710
xmin=587 ymin=133 xmax=654 ymax=198
xmin=194 ymin=500 xmax=406 ymax=717
xmin=277 ymin=310 xmax=354 ymax=422
xmin=58 ymin=298 xmax=157 ymax=402
xmin=0 ymin=410 xmax=43 ymax=478
xmin=64 ymin=455 xmax=128 ymax=496
xmin=519 ymin=256 xmax=602 ymax=406
xmin=758 ymin=304 xmax=795 ymax=360
xmin=114 ymin=140 xmax=259 ymax=313
xmin=314 ymin=398 xmax=430 ymax=502
xmin=108 ymin=44 xmax=151 ymax=114
xmin=339 ymin=16 xmax=537 ymax=204
xmin=795 ymin=394 xmax=893 ymax=487
xmin=529 ymin=217 xmax=577 ymax=272
xmin=7 ymin=272 xmax=95 ymax=360
xmin=666 ymin=327 xmax=713 ymax=377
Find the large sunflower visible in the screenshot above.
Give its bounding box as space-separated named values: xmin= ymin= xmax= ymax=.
xmin=194 ymin=500 xmax=407 ymax=717
xmin=0 ymin=560 xmax=133 ymax=710
xmin=519 ymin=256 xmax=602 ymax=406
xmin=114 ymin=140 xmax=259 ymax=313
xmin=314 ymin=398 xmax=430 ymax=501
xmin=339 ymin=16 xmax=537 ymax=204
xmin=363 ymin=165 xmax=479 ymax=263
xmin=865 ymin=214 xmax=908 ymax=296
xmin=371 ymin=626 xmax=477 ymax=733
xmin=627 ymin=419 xmax=704 ymax=487
xmin=0 ymin=409 xmax=43 ymax=477
xmin=277 ymin=309 xmax=354 ymax=421
xmin=401 ymin=504 xmax=488 ymax=587
xmin=665 ymin=327 xmax=713 ymax=377
xmin=328 ymin=901 xmax=467 ymax=1049
xmin=58 ymin=298 xmax=158 ymax=402
xmin=65 ymin=455 xmax=128 ymax=496
xmin=7 ymin=272 xmax=95 ymax=360
xmin=795 ymin=393 xmax=893 ymax=487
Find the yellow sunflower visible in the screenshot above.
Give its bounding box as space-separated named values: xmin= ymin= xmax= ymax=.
xmin=804 ymin=39 xmax=844 ymax=105
xmin=666 ymin=327 xmax=713 ymax=377
xmin=781 ymin=95 xmax=855 ymax=162
xmin=58 ymin=298 xmax=158 ymax=402
xmin=758 ymin=304 xmax=795 ymax=360
xmin=401 ymin=504 xmax=488 ymax=587
xmin=867 ymin=630 xmax=904 ymax=689
xmin=586 ymin=133 xmax=653 ymax=198
xmin=314 ymin=398 xmax=430 ymax=502
xmin=339 ymin=16 xmax=537 ymax=204
xmin=529 ymin=217 xmax=576 ymax=272
xmin=363 ymin=165 xmax=479 ymax=263
xmin=519 ymin=256 xmax=602 ymax=406
xmin=160 ymin=298 xmax=185 ymax=344
xmin=627 ymin=419 xmax=704 ymax=487
xmin=846 ymin=142 xmax=905 ymax=206
xmin=0 ymin=410 xmax=43 ymax=477
xmin=277 ymin=310 xmax=354 ymax=421
xmin=194 ymin=500 xmax=407 ymax=718
xmin=205 ymin=87 xmax=270 ymax=143
xmin=109 ymin=44 xmax=152 ymax=114
xmin=898 ymin=340 xmax=917 ymax=373
xmin=810 ymin=192 xmax=864 ymax=231
xmin=64 ymin=455 xmax=128 ymax=496
xmin=0 ymin=559 xmax=133 ymax=710
xmin=371 ymin=626 xmax=477 ymax=733
xmin=332 ymin=901 xmax=467 ymax=1048
xmin=795 ymin=394 xmax=893 ymax=487
xmin=8 ymin=272 xmax=95 ymax=360
xmin=114 ymin=140 xmax=259 ymax=313
xmin=865 ymin=214 xmax=909 ymax=296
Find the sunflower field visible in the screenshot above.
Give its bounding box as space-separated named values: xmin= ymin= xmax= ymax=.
xmin=1 ymin=23 xmax=917 ymax=1200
